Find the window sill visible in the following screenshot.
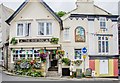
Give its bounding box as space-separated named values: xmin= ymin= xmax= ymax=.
xmin=36 ymin=35 xmax=53 ymax=38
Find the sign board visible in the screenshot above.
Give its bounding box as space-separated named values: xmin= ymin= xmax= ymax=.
xmin=76 ymin=69 xmax=82 ymax=78
xmin=82 ymin=47 xmax=87 ymax=54
xmin=83 ymin=55 xmax=87 ymax=59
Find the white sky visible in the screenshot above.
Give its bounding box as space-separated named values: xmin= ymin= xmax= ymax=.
xmin=0 ymin=0 xmax=120 ymax=15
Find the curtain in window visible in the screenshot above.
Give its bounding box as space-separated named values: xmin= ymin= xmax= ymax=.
xmin=38 ymin=23 xmax=44 ymax=35
xmin=17 ymin=24 xmax=23 ymax=36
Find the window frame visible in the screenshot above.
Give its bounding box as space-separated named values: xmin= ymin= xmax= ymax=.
xmin=38 ymin=22 xmax=52 ymax=36
xmin=99 ymin=17 xmax=107 ymax=29
xmin=16 ymin=22 xmax=31 ymax=37
xmin=75 ymin=26 xmax=85 ymax=42
xmin=98 ymin=36 xmax=109 ymax=54
xmin=74 ymin=49 xmax=82 ymax=60
xmin=63 ymin=28 xmax=70 ymax=41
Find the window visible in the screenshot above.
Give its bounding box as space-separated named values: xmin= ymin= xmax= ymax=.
xmin=64 ymin=28 xmax=69 ymax=41
xmin=75 ymin=49 xmax=82 ymax=59
xmin=100 ymin=17 xmax=106 ymax=29
xmin=13 ymin=55 xmax=18 ymax=61
xmin=17 ymin=24 xmax=23 ymax=36
xmin=98 ymin=36 xmax=109 ymax=54
xmin=75 ymin=26 xmax=85 ymax=42
xmin=17 ymin=23 xmax=31 ymax=36
xmin=38 ymin=22 xmax=52 ymax=36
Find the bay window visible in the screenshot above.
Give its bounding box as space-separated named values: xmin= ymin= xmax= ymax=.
xmin=38 ymin=22 xmax=52 ymax=36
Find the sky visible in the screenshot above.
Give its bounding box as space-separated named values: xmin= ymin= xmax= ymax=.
xmin=0 ymin=0 xmax=120 ymax=15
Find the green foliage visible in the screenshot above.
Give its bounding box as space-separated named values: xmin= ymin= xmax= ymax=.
xmin=50 ymin=38 xmax=59 ymax=44
xmin=74 ymin=60 xmax=82 ymax=66
xmin=62 ymin=58 xmax=71 ymax=66
xmin=10 ymin=37 xmax=18 ymax=45
xmin=14 ymin=59 xmax=43 ymax=77
xmin=82 ymin=73 xmax=86 ymax=77
xmin=56 ymin=11 xmax=66 ymax=17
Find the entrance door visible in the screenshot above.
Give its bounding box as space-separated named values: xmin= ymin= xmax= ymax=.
xmin=100 ymin=59 xmax=108 ymax=74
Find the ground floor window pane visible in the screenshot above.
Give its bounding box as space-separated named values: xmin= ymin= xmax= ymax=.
xmin=20 ymin=54 xmax=26 ymax=60
xmin=75 ymin=49 xmax=82 ymax=59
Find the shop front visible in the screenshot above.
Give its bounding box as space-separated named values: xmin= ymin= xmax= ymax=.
xmin=9 ymin=44 xmax=62 ymax=76
xmin=89 ymin=55 xmax=118 ymax=77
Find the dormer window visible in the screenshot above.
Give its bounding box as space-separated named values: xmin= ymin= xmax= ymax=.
xmin=99 ymin=17 xmax=106 ymax=29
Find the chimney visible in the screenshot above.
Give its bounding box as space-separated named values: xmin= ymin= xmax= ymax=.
xmin=75 ymin=0 xmax=94 ymax=14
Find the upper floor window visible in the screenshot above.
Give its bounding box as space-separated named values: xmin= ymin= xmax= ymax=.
xmin=38 ymin=22 xmax=52 ymax=36
xmin=99 ymin=17 xmax=106 ymax=29
xmin=98 ymin=36 xmax=109 ymax=54
xmin=64 ymin=28 xmax=69 ymax=41
xmin=75 ymin=26 xmax=85 ymax=42
xmin=17 ymin=23 xmax=31 ymax=37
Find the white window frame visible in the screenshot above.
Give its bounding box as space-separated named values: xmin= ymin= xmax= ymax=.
xmin=74 ymin=49 xmax=82 ymax=60
xmin=63 ymin=28 xmax=70 ymax=41
xmin=98 ymin=36 xmax=109 ymax=55
xmin=11 ymin=49 xmax=43 ymax=63
xmin=16 ymin=22 xmax=31 ymax=37
xmin=38 ymin=22 xmax=52 ymax=36
xmin=99 ymin=17 xmax=107 ymax=29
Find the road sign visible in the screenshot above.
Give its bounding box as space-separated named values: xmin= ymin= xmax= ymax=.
xmin=83 ymin=55 xmax=87 ymax=59
xmin=82 ymin=47 xmax=87 ymax=54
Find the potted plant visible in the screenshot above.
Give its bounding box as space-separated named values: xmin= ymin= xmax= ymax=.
xmin=74 ymin=60 xmax=82 ymax=66
xmin=62 ymin=58 xmax=71 ymax=66
xmin=10 ymin=37 xmax=18 ymax=45
xmin=50 ymin=38 xmax=59 ymax=44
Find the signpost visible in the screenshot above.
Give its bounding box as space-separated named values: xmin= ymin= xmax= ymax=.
xmin=82 ymin=47 xmax=87 ymax=74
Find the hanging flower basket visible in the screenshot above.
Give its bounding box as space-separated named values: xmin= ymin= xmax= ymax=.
xmin=10 ymin=37 xmax=18 ymax=45
xmin=56 ymin=50 xmax=65 ymax=55
xmin=74 ymin=60 xmax=82 ymax=66
xmin=50 ymin=38 xmax=59 ymax=44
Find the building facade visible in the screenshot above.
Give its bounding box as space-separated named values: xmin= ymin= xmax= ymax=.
xmin=0 ymin=4 xmax=14 ymax=68
xmin=6 ymin=0 xmax=119 ymax=77
xmin=61 ymin=0 xmax=119 ymax=77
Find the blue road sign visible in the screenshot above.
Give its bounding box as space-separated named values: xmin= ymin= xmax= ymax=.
xmin=82 ymin=47 xmax=87 ymax=54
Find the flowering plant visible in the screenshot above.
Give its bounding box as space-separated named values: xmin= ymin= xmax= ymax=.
xmin=56 ymin=50 xmax=65 ymax=55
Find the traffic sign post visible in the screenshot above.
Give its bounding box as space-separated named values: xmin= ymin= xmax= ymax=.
xmin=82 ymin=47 xmax=87 ymax=74
xmin=82 ymin=47 xmax=87 ymax=54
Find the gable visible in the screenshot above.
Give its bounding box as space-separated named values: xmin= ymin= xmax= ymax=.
xmin=6 ymin=0 xmax=63 ymax=30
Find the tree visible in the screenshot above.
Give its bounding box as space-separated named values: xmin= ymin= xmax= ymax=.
xmin=56 ymin=11 xmax=66 ymax=17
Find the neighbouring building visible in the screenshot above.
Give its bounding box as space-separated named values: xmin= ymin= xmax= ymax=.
xmin=0 ymin=4 xmax=14 ymax=68
xmin=6 ymin=0 xmax=119 ymax=77
xmin=61 ymin=0 xmax=119 ymax=77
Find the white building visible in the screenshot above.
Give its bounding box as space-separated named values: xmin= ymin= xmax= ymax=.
xmin=61 ymin=0 xmax=119 ymax=77
xmin=0 ymin=4 xmax=14 ymax=68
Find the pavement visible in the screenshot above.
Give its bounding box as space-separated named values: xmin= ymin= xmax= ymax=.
xmin=0 ymin=67 xmax=119 ymax=81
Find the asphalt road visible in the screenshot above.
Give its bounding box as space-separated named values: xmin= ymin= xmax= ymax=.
xmin=0 ymin=72 xmax=119 ymax=83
